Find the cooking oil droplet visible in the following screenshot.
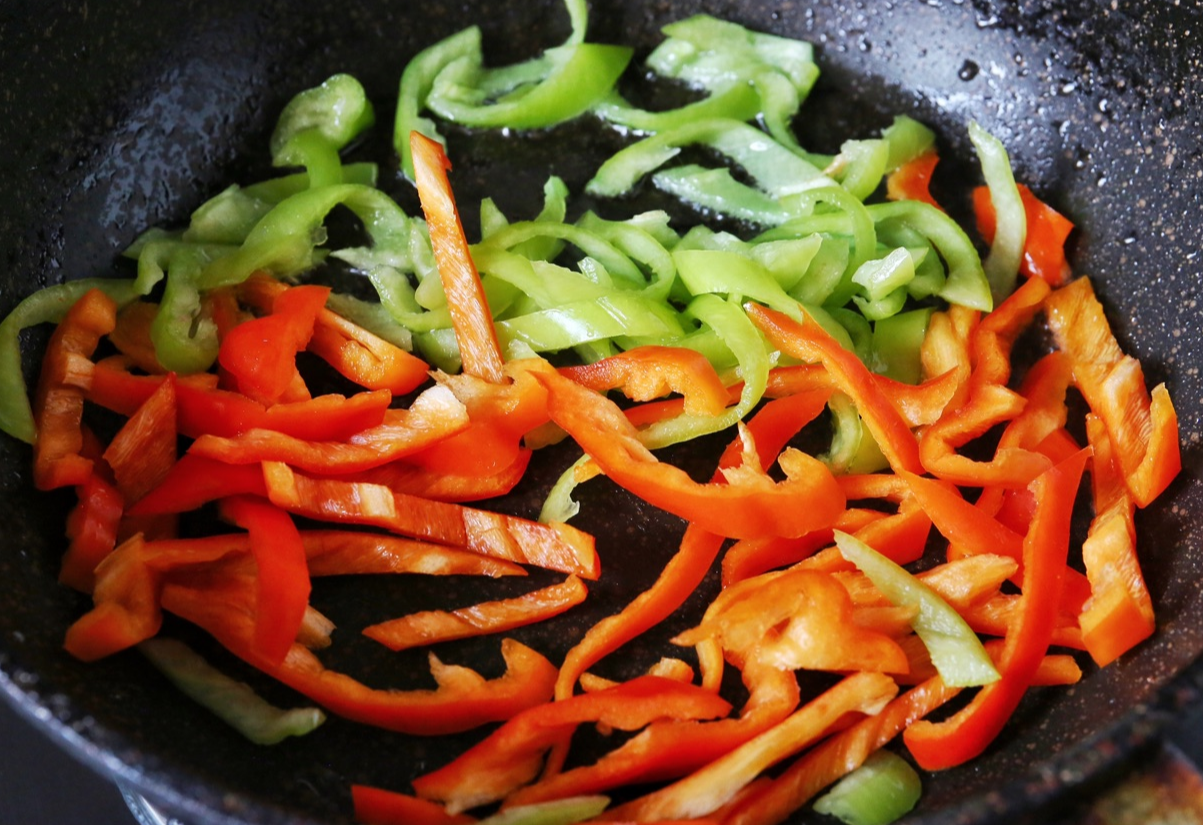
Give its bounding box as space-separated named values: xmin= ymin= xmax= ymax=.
xmin=958 ymin=59 xmax=980 ymax=81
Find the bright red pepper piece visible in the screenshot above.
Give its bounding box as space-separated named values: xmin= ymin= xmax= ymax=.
xmin=886 ymin=152 xmax=942 ymax=210
xmin=559 ymin=345 xmax=731 ymax=418
xmin=974 ymin=183 xmax=1074 ymax=287
xmin=352 ymin=786 xmax=475 ymax=825
xmin=103 ymin=372 xmax=178 ymax=504
xmin=60 ymin=472 xmax=125 ymax=593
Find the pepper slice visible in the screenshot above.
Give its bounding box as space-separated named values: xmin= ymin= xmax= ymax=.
xmin=559 ymin=345 xmax=730 ymax=418
xmin=974 ymin=183 xmax=1073 ymax=288
xmin=102 ymin=372 xmax=178 ymax=504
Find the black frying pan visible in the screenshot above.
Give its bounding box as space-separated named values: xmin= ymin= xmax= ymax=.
xmin=1 ymin=1 xmax=1201 ymax=823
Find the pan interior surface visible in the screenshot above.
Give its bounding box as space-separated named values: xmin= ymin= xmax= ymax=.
xmin=0 ymin=1 xmax=1201 ymax=824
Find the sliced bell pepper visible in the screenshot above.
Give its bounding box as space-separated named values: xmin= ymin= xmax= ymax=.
xmin=351 ymin=448 xmax=532 ymax=503
xmin=60 ymin=471 xmax=125 ymax=593
xmin=903 ymin=449 xmax=1089 ymax=770
xmin=353 ymin=786 xmax=476 ymax=825
xmin=102 ymin=372 xmax=178 ymax=504
xmin=598 ymin=673 xmax=899 ymax=823
xmin=533 ymin=368 xmax=844 ymax=540
xmin=974 ymin=183 xmax=1073 ymax=288
xmin=187 ymin=385 xmax=470 ymax=474
xmin=217 ymin=283 xmax=330 ymax=406
xmin=1078 ymin=413 xmax=1155 ymax=666
xmin=559 ymin=346 xmax=730 ymax=418
xmin=968 ymin=121 xmax=1026 ymax=304
xmin=1044 ymin=276 xmax=1180 ymax=507
xmin=363 ymin=575 xmax=587 ymax=651
xmin=109 ymin=300 xmax=166 ymax=374
xmin=885 ymin=152 xmax=941 ymax=210
xmin=413 ymin=675 xmax=733 ymax=813
xmin=300 ymin=529 xmax=526 ymax=579
xmin=63 ymin=533 xmax=162 ymax=662
xmin=412 ymin=130 xmax=505 ymax=384
xmin=746 ymin=303 xmax=923 ymax=476
xmin=128 ymin=454 xmax=268 ymax=516
xmin=261 ymin=462 xmax=600 ymax=579
xmin=218 ymin=495 xmax=311 ymax=666
xmin=32 ymin=288 xmax=118 ymax=490
xmin=721 ymin=509 xmax=885 ymax=587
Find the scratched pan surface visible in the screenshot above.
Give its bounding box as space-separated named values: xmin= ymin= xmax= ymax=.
xmin=1 ymin=1 xmax=1202 ymax=823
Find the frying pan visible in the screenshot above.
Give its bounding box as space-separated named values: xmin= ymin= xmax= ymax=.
xmin=1 ymin=0 xmax=1201 ymax=823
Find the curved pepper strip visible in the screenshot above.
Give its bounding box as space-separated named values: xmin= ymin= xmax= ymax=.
xmin=886 ymin=152 xmax=941 ymax=210
xmin=903 ymin=448 xmax=1090 ymax=770
xmin=1079 ymin=414 xmax=1155 ymax=666
xmin=33 ymin=289 xmax=119 ymax=490
xmin=351 ymin=449 xmax=532 ymax=504
xmin=159 ymin=564 xmax=558 ymax=736
xmin=746 ymin=302 xmax=923 ymax=476
xmin=559 ymin=345 xmax=730 ymax=418
xmin=412 ymin=131 xmax=506 ymax=384
xmin=533 ymin=367 xmax=844 ymax=540
xmin=353 ymin=786 xmax=475 ymax=825
xmin=64 ymin=534 xmax=162 ymax=662
xmin=411 ymin=675 xmax=733 ymax=813
xmin=919 ymin=276 xmax=1053 ymax=487
xmin=60 ymin=471 xmax=125 ymax=593
xmin=102 ymin=373 xmax=178 ymax=505
xmin=975 ymin=183 xmax=1073 ymax=288
xmin=1044 ymin=276 xmax=1180 ymax=507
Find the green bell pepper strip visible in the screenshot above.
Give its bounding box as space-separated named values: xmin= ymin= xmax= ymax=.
xmin=835 ymin=530 xmax=1001 ymax=688
xmin=593 ymin=82 xmax=762 ymax=134
xmin=654 ymin=14 xmax=817 ymax=89
xmin=474 ymin=247 xmax=608 ymax=307
xmin=270 ymin=73 xmax=375 ymax=188
xmin=811 ymin=749 xmax=922 ymax=825
xmin=875 ymin=221 xmax=946 ymax=300
xmin=881 ymin=115 xmax=937 ymax=172
xmin=586 ymin=118 xmax=833 ymax=200
xmin=0 ymin=278 xmax=143 ymax=443
xmin=573 ymin=211 xmax=678 ymax=302
xmin=826 ymin=306 xmax=874 ymax=365
xmin=323 ymin=293 xmax=414 ymax=351
xmin=539 ymin=454 xmax=594 ymax=524
xmin=968 ymin=120 xmax=1026 ymax=304
xmin=822 ymin=392 xmax=890 ymax=475
xmin=477 ymin=222 xmax=646 ymax=288
xmin=139 ymin=638 xmax=325 ymax=745
xmin=510 ymin=176 xmax=571 ymax=263
xmin=851 ymin=247 xmax=919 ymax=303
xmin=792 ymin=236 xmax=851 ymax=307
xmin=831 ymin=138 xmax=890 ymax=202
xmin=426 ymin=43 xmax=633 ymax=130
xmin=394 ymin=26 xmax=483 ymax=181
xmin=870 ymin=308 xmax=933 ymax=385
xmin=652 ymin=165 xmax=795 ymax=227
xmin=475 ymin=795 xmax=610 ymax=825
xmin=866 ymin=201 xmax=992 ymax=312
xmin=673 ymin=248 xmax=806 ymax=323
xmin=496 ymin=293 xmax=685 ymax=354
xmin=781 ymin=186 xmax=877 ymax=274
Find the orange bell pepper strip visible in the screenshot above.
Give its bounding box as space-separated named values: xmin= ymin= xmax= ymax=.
xmin=559 ymin=345 xmax=730 ymax=418
xmin=721 ymin=676 xmax=961 ymax=825
xmin=597 ymin=673 xmax=899 ymax=823
xmin=919 ymin=276 xmax=1053 ymax=487
xmin=903 ymin=448 xmax=1089 ymax=770
xmin=411 ymin=675 xmax=734 ymax=813
xmin=363 ymin=575 xmax=587 ymax=651
xmin=1079 ymin=413 xmax=1155 ymax=666
xmin=109 ymin=300 xmax=166 ymax=374
xmin=127 ymin=454 xmax=267 ymax=515
xmin=506 ymin=661 xmax=798 ymax=809
xmin=411 ymin=130 xmax=505 ymax=384
xmin=886 ymin=152 xmax=942 ymax=210
xmin=102 ymin=372 xmax=178 ymax=504
xmin=60 ymin=471 xmax=125 ymax=593
xmin=63 ymin=533 xmax=161 ymax=662
xmin=352 ymin=786 xmax=475 ymax=825
xmin=160 ymin=563 xmax=558 ymax=734
xmin=217 ymin=283 xmax=330 ymax=405
xmin=261 ymin=461 xmax=600 ymax=579
xmin=348 ymin=449 xmax=532 ymax=503
xmin=187 ymin=385 xmax=469 ymax=474
xmin=218 ymin=495 xmax=311 ymax=665
xmin=533 ymin=367 xmax=845 ymax=540
xmin=86 ymin=356 xmax=392 ymax=441
xmin=745 ymin=302 xmax=923 ymax=475
xmin=1044 ymin=276 xmax=1180 ymax=507
xmin=300 ymin=529 xmax=526 ymax=579
xmin=721 ymin=508 xmax=885 ymax=587
xmin=974 ymin=183 xmax=1073 ymax=287
xmin=237 ymin=273 xmax=429 ymax=395
xmin=32 ymin=288 xmax=117 ymax=490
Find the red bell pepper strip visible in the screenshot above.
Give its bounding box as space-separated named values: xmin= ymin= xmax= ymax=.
xmin=32 ymin=288 xmax=117 ymax=490
xmin=363 ymin=575 xmax=587 ymax=651
xmin=301 ymin=530 xmax=526 ymax=579
xmin=598 ymin=673 xmax=898 ymax=823
xmin=109 ymin=300 xmax=166 ymax=374
xmin=411 ymin=130 xmax=505 ymax=384
xmin=533 ymin=368 xmax=845 ymax=540
xmin=721 ymin=508 xmax=885 ymax=587
xmin=974 ymin=183 xmax=1073 ymax=287
xmin=721 ymin=676 xmax=961 ymax=825
xmin=60 ymin=472 xmax=125 ymax=593
xmin=886 ymin=152 xmax=942 ymax=210
xmin=218 ymin=495 xmax=311 ymax=665
xmin=352 ymin=786 xmax=475 ymax=825
xmin=919 ymin=276 xmax=1054 ymax=487
xmin=903 ymin=448 xmax=1089 ymax=770
xmin=412 ymin=675 xmax=734 ymax=813
xmin=745 ymin=303 xmax=923 ymax=475
xmin=102 ymin=372 xmax=178 ymax=504
xmin=1044 ymin=276 xmax=1180 ymax=507
xmin=1079 ymin=413 xmax=1155 ymax=666
xmin=349 ymin=448 xmax=532 ymax=503
xmin=261 ymin=462 xmax=600 ymax=579
xmin=128 ymin=454 xmax=268 ymax=515
xmin=238 ymin=273 xmax=429 ymax=395
xmin=63 ymin=533 xmax=161 ymax=662
xmin=161 ymin=563 xmax=559 ymax=734
xmin=187 ymin=386 xmax=470 ymax=474
xmin=217 ymin=283 xmax=330 ymax=405
xmin=559 ymin=345 xmax=730 ymax=418
xmin=87 ymin=356 xmax=392 ymax=441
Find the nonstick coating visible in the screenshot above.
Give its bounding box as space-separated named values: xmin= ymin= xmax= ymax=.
xmin=1 ymin=1 xmax=1201 ymax=824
